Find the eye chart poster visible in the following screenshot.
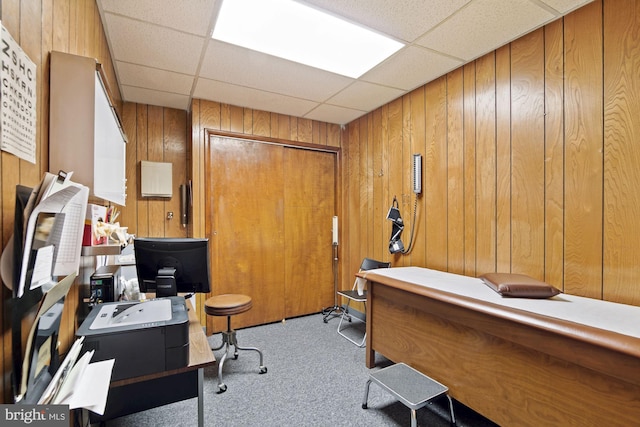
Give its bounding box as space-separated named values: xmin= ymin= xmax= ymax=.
xmin=1 ymin=21 xmax=37 ymax=164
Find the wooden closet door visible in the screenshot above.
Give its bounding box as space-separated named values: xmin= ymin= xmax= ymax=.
xmin=284 ymin=148 xmax=335 ymax=317
xmin=208 ymin=137 xmax=286 ymax=329
xmin=207 ymin=136 xmax=335 ymax=330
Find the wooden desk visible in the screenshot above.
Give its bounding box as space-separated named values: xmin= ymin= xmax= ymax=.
xmin=90 ymin=299 xmax=215 ymax=426
xmin=361 ymin=267 xmax=640 ymax=427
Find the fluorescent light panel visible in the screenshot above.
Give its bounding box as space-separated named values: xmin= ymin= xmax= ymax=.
xmin=212 ymin=0 xmax=404 ymax=78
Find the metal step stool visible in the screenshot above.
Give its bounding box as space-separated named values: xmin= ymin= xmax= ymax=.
xmin=362 ymin=362 xmax=456 ymax=427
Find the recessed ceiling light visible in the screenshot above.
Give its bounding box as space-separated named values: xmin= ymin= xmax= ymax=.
xmin=212 ymin=0 xmax=404 ymax=78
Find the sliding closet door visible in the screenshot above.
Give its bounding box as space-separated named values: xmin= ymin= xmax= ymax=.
xmin=284 ymin=148 xmax=335 ymax=318
xmin=208 ymin=137 xmax=286 ymax=329
xmin=207 ymin=135 xmax=336 ymax=330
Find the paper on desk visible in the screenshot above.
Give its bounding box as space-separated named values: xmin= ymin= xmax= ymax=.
xmin=63 ymin=359 xmax=114 ymax=415
xmin=356 ymin=277 xmax=366 ymax=296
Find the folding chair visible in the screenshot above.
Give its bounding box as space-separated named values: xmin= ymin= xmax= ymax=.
xmin=337 ymin=258 xmax=391 ymax=346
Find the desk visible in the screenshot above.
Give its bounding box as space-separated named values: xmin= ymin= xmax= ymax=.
xmin=89 ymin=299 xmax=215 ymax=426
xmin=361 ymin=267 xmax=640 ymax=427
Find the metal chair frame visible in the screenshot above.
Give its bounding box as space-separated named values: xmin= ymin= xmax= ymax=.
xmin=336 ymin=258 xmax=390 ymax=347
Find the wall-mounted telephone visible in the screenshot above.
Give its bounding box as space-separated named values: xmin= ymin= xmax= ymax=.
xmin=388 ymin=153 xmax=422 ymax=255
xmin=413 ymin=153 xmax=422 ymax=194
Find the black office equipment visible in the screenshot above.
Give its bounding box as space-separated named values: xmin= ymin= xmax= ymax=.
xmin=133 ymin=237 xmax=211 ymax=297
xmin=90 ymin=265 xmax=122 ymax=303
xmin=76 ymin=296 xmax=189 ymax=381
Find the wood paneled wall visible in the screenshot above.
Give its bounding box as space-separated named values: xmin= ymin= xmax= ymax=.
xmin=120 ymin=104 xmax=188 ymax=240
xmin=342 ymin=0 xmax=640 ymax=307
xmin=0 ymin=0 xmax=121 ymax=403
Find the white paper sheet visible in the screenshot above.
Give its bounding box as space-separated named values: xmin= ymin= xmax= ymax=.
xmin=53 ymin=349 xmax=94 ymax=404
xmin=65 ymin=359 xmax=114 ymax=415
xmin=367 ymin=267 xmax=640 ymax=339
xmin=17 ymin=173 xmax=88 ymax=297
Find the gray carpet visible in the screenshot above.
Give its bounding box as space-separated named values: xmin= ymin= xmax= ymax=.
xmin=106 ymin=312 xmax=499 ymax=427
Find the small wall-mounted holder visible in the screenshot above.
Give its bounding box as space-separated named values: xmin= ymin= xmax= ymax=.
xmin=141 ymin=161 xmax=172 ymax=197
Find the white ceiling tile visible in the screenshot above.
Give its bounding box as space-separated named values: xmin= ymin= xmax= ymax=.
xmin=104 ymin=13 xmax=206 ymax=74
xmin=194 ymin=78 xmax=319 ymax=118
xmin=200 ymin=40 xmax=354 ymax=102
xmin=326 ymin=81 xmax=405 ymax=112
xmin=122 ymin=86 xmax=191 ymax=110
xmin=116 ymin=62 xmax=194 ymax=95
xmin=98 ymin=0 xmax=596 ymax=125
xmin=538 ymin=0 xmax=593 ymax=13
xmin=415 ymin=0 xmax=556 ymax=60
xmin=301 ymin=0 xmax=471 ymax=42
xmin=304 ymin=104 xmax=366 ymax=126
xmin=98 ymin=0 xmax=217 ymax=37
xmin=362 ymin=46 xmax=464 ymax=91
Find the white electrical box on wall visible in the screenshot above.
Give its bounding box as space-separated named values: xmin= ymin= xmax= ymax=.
xmin=141 ymin=161 xmax=173 ymax=197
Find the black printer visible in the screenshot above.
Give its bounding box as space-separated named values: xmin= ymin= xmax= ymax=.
xmin=76 ymin=296 xmax=189 ymax=381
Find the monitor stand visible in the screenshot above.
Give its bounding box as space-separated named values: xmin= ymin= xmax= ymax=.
xmin=155 ymin=268 xmax=177 ymax=297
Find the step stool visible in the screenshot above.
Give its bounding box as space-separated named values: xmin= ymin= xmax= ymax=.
xmin=362 ymin=362 xmax=456 ymax=427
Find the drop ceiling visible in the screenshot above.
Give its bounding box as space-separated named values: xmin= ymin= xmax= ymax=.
xmin=97 ymin=0 xmax=592 ymax=126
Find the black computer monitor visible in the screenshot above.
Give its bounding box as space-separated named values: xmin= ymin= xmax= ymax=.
xmin=133 ymin=237 xmax=211 ymax=297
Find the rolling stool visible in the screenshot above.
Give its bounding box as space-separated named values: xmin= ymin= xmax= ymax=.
xmin=204 ymin=294 xmax=267 ymax=393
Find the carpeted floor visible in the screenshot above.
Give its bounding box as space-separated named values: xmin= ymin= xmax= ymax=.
xmin=106 ymin=312 xmax=499 ymax=427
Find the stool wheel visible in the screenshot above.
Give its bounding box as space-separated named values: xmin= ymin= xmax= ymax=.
xmin=259 ymin=366 xmax=267 ymax=374
xmin=362 ymin=403 xmax=368 ymax=409
xmin=217 ymin=383 xmax=227 ymax=394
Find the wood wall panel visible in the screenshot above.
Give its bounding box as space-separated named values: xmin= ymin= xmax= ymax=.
xmin=463 ymin=62 xmax=477 ymax=276
xmin=495 ymin=45 xmax=512 ymax=273
xmin=544 ymin=20 xmax=566 ymax=289
xmin=603 ymin=0 xmax=640 ymax=305
xmin=474 ymin=53 xmax=497 ymax=276
xmin=563 ymin=0 xmax=603 ymax=298
xmin=387 ymin=99 xmax=404 ymax=268
xmin=446 ymin=69 xmax=465 ymax=275
xmin=342 ymin=0 xmax=640 ymax=307
xmin=360 ymin=118 xmax=372 ymax=257
xmin=372 ymin=109 xmax=385 ymax=261
xmin=120 ymin=103 xmax=188 ymax=241
xmin=510 ymin=29 xmax=545 ymax=279
xmin=345 ymin=123 xmax=362 ymax=282
xmin=425 ymin=77 xmax=448 ymax=271
xmin=409 ymin=88 xmax=426 ymax=267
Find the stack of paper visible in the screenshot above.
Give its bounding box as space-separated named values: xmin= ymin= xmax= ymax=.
xmin=38 ymin=336 xmax=114 ymax=415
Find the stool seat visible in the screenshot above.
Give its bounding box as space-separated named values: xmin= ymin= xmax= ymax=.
xmin=205 ymin=294 xmax=252 ymax=316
